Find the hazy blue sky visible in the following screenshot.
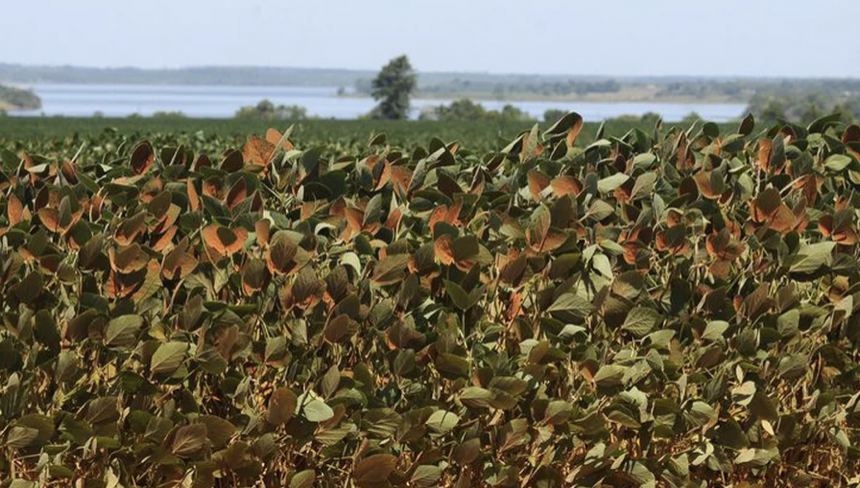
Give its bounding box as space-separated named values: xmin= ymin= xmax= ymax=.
xmin=2 ymin=0 xmax=858 ymax=77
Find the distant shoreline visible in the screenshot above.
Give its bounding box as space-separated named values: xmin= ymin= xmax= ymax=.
xmin=5 ymin=62 xmax=850 ymax=106
xmin=7 ymin=81 xmax=748 ymax=105
xmin=339 ymin=91 xmax=745 ymax=104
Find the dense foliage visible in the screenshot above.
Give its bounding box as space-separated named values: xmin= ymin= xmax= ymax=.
xmin=748 ymin=93 xmax=860 ymax=125
xmin=419 ymin=100 xmax=533 ymax=122
xmin=1 ymin=112 xmax=860 ymax=488
xmin=0 ymin=85 xmax=41 ymax=111
xmin=234 ymin=100 xmax=310 ymax=121
xmin=0 ymin=118 xmax=558 ymax=154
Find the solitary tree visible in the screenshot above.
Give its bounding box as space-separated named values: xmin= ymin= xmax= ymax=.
xmin=370 ymin=55 xmax=416 ymax=120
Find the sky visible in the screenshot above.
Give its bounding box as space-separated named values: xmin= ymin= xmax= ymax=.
xmin=2 ymin=0 xmax=858 ymax=78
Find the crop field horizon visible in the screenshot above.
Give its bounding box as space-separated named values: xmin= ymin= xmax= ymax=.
xmin=0 ymin=116 xmax=741 ymax=154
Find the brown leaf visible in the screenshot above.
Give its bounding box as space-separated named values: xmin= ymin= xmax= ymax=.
xmin=550 ymin=176 xmax=582 ymax=197
xmin=527 ymin=170 xmax=550 ymax=202
xmin=226 ymin=177 xmax=248 ymax=210
xmin=267 ymin=387 xmax=298 ymax=426
xmin=243 ymin=135 xmax=275 ymax=167
xmin=354 ymin=454 xmax=397 ymax=485
xmin=130 ymin=141 xmax=155 ymax=175
xmin=202 ymin=225 xmax=248 ymax=258
xmin=7 ymin=193 xmax=26 ymax=226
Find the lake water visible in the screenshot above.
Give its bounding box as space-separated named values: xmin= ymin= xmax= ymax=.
xmin=13 ymin=84 xmax=747 ymax=122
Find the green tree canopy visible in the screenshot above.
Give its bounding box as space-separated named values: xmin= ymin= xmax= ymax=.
xmin=421 ymin=99 xmax=534 ymax=122
xmin=0 ymin=84 xmax=41 ymax=110
xmin=235 ymin=99 xmax=309 ymax=120
xmin=543 ymin=109 xmax=566 ymax=122
xmin=369 ymin=55 xmax=416 ymax=120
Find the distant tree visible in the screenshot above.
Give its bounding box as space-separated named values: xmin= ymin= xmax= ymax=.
xmin=152 ymin=111 xmax=187 ymax=119
xmin=680 ymin=112 xmax=702 ymax=125
xmin=369 ymin=55 xmax=416 ymax=120
xmin=491 ymin=84 xmax=506 ymax=100
xmin=800 ymin=103 xmax=823 ymax=124
xmin=640 ymin=112 xmax=662 ymax=126
xmin=834 ymin=100 xmax=860 ymax=124
xmin=235 ymin=99 xmax=309 ymax=120
xmin=277 ymin=105 xmax=308 ymax=120
xmin=0 ymin=84 xmax=41 ymax=110
xmin=543 ymin=109 xmax=566 ymax=123
xmin=434 ymin=99 xmax=488 ymax=121
xmin=612 ymin=114 xmax=643 ymax=122
xmin=421 ymin=99 xmax=534 ymax=122
xmin=498 ymin=104 xmax=532 ymax=121
xmin=759 ymin=100 xmax=786 ymax=123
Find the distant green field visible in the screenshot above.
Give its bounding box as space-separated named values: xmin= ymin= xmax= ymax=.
xmin=0 ymin=116 xmax=732 ymax=153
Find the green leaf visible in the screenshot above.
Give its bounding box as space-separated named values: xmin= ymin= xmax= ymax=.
xmin=597 ymin=173 xmax=629 ymax=194
xmin=777 ymin=309 xmax=800 ymax=338
xmin=150 ymin=341 xmax=188 ymax=375
xmin=7 ymin=414 xmax=54 ymax=449
xmin=444 ymin=280 xmax=472 ymax=310
xmin=734 ymin=447 xmax=777 ymax=467
xmin=86 ymin=396 xmax=119 ymax=425
xmin=47 ymin=464 xmax=75 ymax=479
xmin=593 ymin=365 xmax=627 ymax=387
xmin=789 ymin=242 xmax=836 ymax=275
xmin=591 ymin=253 xmax=613 ymax=279
xmin=702 ymin=321 xmax=729 ymax=341
xmin=630 ymin=172 xmax=657 ymax=200
xmin=749 ymin=392 xmax=779 ymax=421
xmin=197 ymin=415 xmax=235 ymax=448
xmin=363 ymin=194 xmax=383 ymax=226
xmin=544 ymin=400 xmax=573 ymax=425
xmin=731 ymin=381 xmax=756 ymax=406
xmin=425 ymin=409 xmax=460 ymax=434
xmin=290 ymin=470 xmax=316 ymax=488
xmin=435 ymin=353 xmax=470 ymax=378
xmin=452 ymin=235 xmax=479 ymax=262
xmin=410 ymin=465 xmax=443 ymax=488
xmin=716 ymin=417 xmax=750 ymax=449
xmin=825 ymin=154 xmax=854 ymax=171
xmin=170 ymin=423 xmax=208 ymax=458
xmin=778 ymin=353 xmax=808 ymax=379
xmin=459 ymin=387 xmax=495 ymax=408
xmin=547 ymin=293 xmax=593 ymax=319
xmin=622 ymin=307 xmax=661 ymax=337
xmin=104 ymin=315 xmax=142 ymax=348
xmin=297 ymin=392 xmax=334 ymax=422
xmin=588 ymin=199 xmax=614 ymax=220
xmin=372 ymin=254 xmax=409 ymax=285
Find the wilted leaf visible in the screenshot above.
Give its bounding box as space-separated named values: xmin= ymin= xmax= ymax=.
xmin=267 ymin=387 xmax=298 ymax=426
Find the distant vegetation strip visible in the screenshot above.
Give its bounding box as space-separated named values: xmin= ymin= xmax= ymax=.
xmin=4 ymin=55 xmax=860 ymax=126
xmin=0 ymin=117 xmax=735 ymax=153
xmin=4 ymin=63 xmax=860 ymax=105
xmin=0 ymin=84 xmax=41 ymax=111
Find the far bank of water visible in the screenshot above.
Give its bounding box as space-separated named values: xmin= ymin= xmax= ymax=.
xmin=13 ymin=84 xmax=747 ymax=122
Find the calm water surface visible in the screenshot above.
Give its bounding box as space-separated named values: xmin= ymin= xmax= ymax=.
xmin=14 ymin=84 xmax=747 ymax=122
